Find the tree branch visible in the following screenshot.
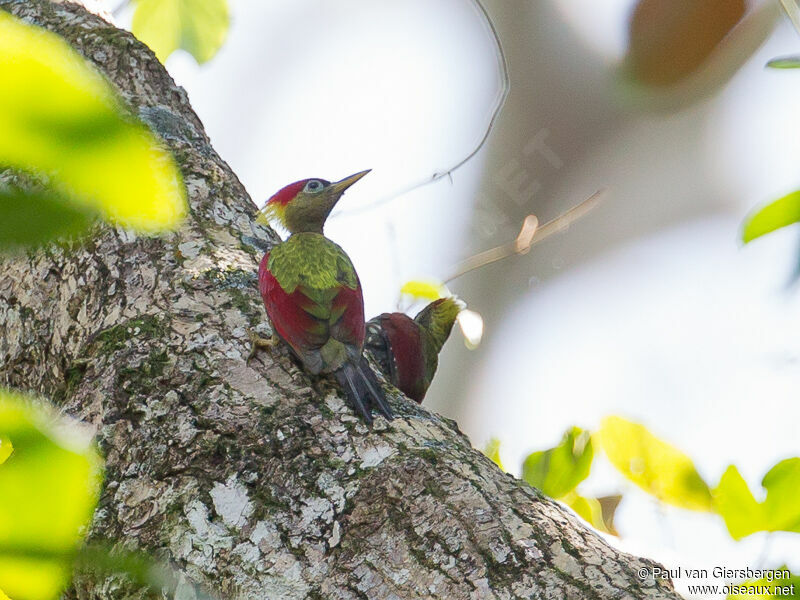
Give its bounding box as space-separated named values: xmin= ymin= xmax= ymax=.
xmin=0 ymin=2 xmax=679 ymax=598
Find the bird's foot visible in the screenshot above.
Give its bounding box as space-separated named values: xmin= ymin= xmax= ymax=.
xmin=247 ymin=329 xmax=280 ymax=363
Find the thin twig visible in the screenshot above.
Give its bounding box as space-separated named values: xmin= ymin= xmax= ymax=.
xmin=779 ymin=0 xmax=800 ymax=36
xmin=445 ymin=215 xmax=538 ymax=284
xmin=334 ymin=0 xmax=510 ymax=218
xmin=443 ymin=189 xmax=605 ymax=283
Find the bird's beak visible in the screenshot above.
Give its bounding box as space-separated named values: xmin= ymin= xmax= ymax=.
xmin=330 ymin=169 xmax=371 ymax=195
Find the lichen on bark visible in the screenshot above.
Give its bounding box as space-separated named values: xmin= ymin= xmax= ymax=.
xmin=0 ymin=2 xmax=681 ymax=599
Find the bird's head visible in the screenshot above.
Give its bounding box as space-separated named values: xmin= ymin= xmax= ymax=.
xmin=414 ymin=296 xmax=465 ymax=352
xmin=259 ymin=170 xmax=371 ymax=234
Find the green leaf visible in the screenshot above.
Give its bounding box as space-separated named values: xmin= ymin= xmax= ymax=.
xmin=563 ymin=492 xmax=621 ymax=536
xmin=742 ymin=190 xmax=800 ymax=243
xmin=767 ymin=56 xmax=800 ymax=69
xmin=761 ymin=458 xmax=800 ymax=532
xmin=0 ymin=389 xmax=103 ymax=600
xmin=132 ymin=0 xmax=230 ymax=64
xmin=71 ymin=544 xmax=219 ymax=600
xmin=522 ymin=427 xmax=593 ymax=499
xmin=0 ymin=186 xmax=97 ymax=251
xmin=727 ymin=568 xmax=800 ymax=599
xmin=564 ymin=493 xmax=602 ymax=528
xmin=482 ymin=438 xmax=505 ymax=471
xmin=713 ymin=459 xmax=800 ymax=540
xmin=0 ymin=12 xmax=187 ymax=248
xmin=597 ymin=416 xmax=712 ymax=511
xmin=713 ymin=465 xmax=767 ymax=540
xmin=0 ymin=437 xmax=11 ymax=467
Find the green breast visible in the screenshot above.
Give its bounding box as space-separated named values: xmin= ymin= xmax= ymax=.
xmin=268 ymin=233 xmax=359 ymax=293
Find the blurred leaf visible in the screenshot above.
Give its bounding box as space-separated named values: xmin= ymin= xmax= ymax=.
xmin=522 ymin=427 xmax=593 ymax=499
xmin=73 ymin=544 xmax=171 ymax=593
xmin=619 ymin=1 xmax=779 ymax=112
xmin=9 ymin=542 xmax=219 ymax=600
xmin=563 ymin=492 xmax=621 ymax=536
xmin=626 ymin=0 xmax=746 ymax=87
xmin=742 ymin=191 xmax=800 ymax=243
xmin=727 ymin=569 xmax=800 ymax=599
xmin=457 ymin=309 xmax=483 ymax=350
xmin=597 ymin=494 xmax=622 ymax=536
xmin=563 ymin=492 xmax=601 ymax=527
xmin=760 ymin=458 xmax=800 ymax=532
xmin=714 ymin=459 xmax=800 ymax=540
xmin=0 ymin=12 xmax=187 ymax=245
xmin=0 ymin=187 xmax=97 ymax=251
xmin=0 ymin=437 xmax=11 ymax=466
xmin=0 ymin=389 xmax=103 ymax=600
xmin=483 ymin=438 xmax=504 ymax=471
xmin=132 ymin=0 xmax=230 ymax=64
xmin=597 ymin=416 xmax=712 ymax=511
xmin=400 ymin=280 xmax=445 ymax=301
xmin=766 ymin=56 xmax=800 ymax=69
xmin=713 ymin=465 xmax=767 ymax=540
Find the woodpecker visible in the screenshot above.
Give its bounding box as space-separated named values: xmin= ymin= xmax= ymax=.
xmin=254 ymin=170 xmax=392 ymax=424
xmin=365 ymin=297 xmax=463 ymax=403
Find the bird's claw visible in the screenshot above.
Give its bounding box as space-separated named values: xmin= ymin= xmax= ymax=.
xmin=247 ymin=329 xmax=280 ymax=363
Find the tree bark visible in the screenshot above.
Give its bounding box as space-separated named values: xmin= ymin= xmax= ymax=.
xmin=0 ymin=2 xmax=680 ymax=599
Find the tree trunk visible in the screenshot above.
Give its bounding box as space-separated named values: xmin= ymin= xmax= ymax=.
xmin=0 ymin=2 xmax=680 ymax=599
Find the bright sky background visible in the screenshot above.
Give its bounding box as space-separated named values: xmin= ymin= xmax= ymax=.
xmin=119 ymin=0 xmax=800 ymax=596
xmin=150 ymin=0 xmax=500 ymax=319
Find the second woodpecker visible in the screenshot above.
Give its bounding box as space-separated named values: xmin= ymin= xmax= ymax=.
xmin=255 ymin=170 xmax=392 ymax=424
xmin=366 ymin=297 xmax=463 ymax=403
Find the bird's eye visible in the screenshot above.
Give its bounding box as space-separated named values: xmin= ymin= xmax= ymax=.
xmin=305 ymin=180 xmax=324 ymax=193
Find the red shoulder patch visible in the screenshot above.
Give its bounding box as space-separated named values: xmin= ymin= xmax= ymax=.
xmin=258 ymin=252 xmax=319 ymax=353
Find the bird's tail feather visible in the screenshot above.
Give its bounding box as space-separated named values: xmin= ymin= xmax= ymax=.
xmin=334 ymin=357 xmax=393 ymax=424
xmin=357 ymin=357 xmax=393 ymax=421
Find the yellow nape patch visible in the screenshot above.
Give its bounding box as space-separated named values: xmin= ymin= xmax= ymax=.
xmin=257 ymin=201 xmax=287 ymax=229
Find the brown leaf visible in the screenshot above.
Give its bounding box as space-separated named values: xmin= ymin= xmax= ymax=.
xmin=626 ymin=0 xmax=746 ymax=86
xmin=597 ymin=494 xmax=623 ymax=537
